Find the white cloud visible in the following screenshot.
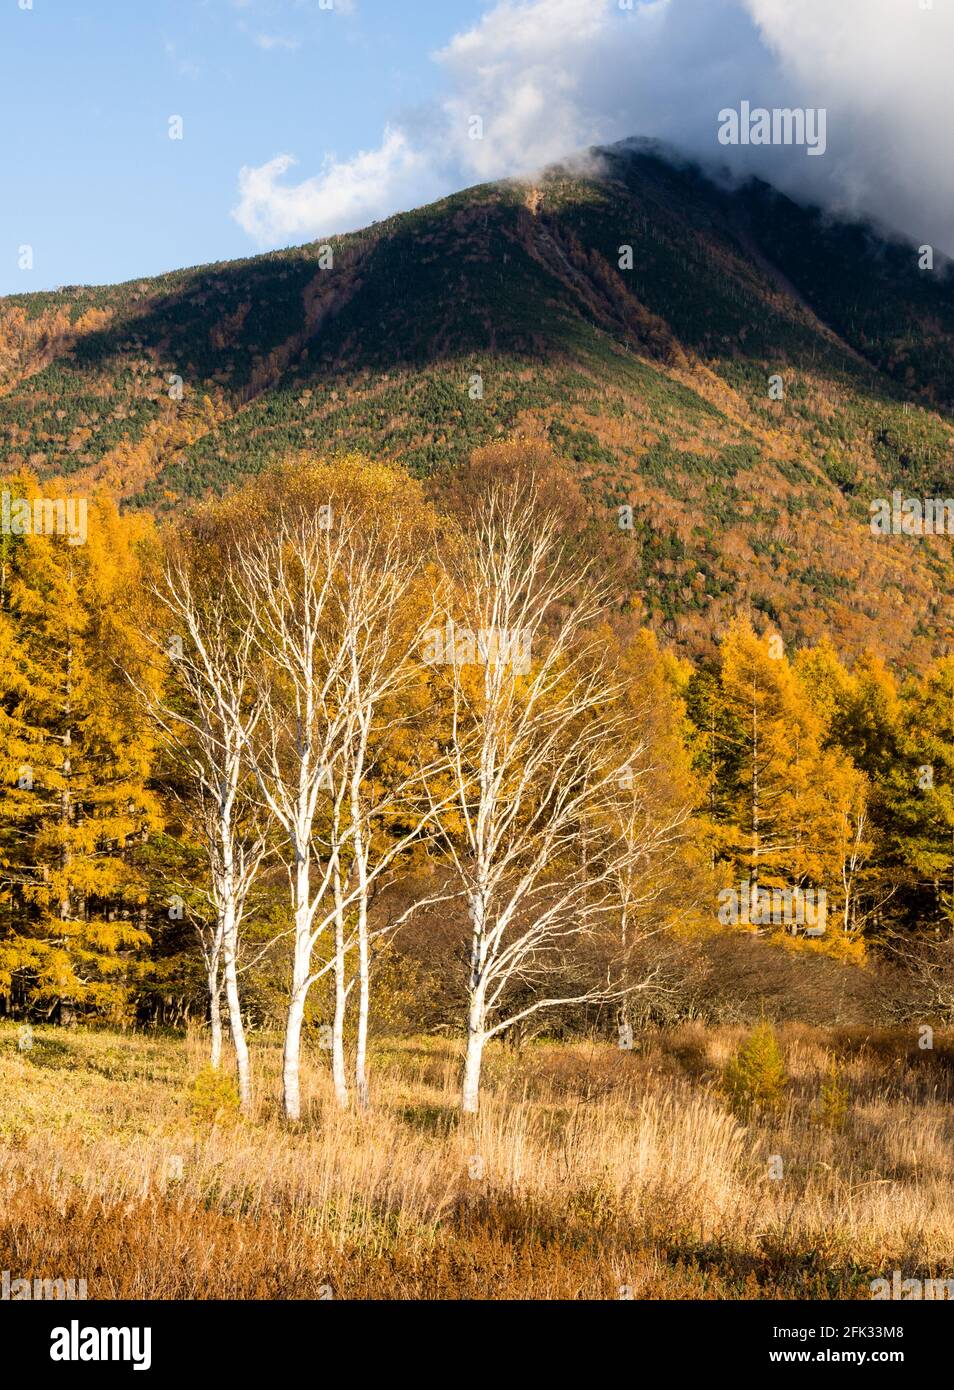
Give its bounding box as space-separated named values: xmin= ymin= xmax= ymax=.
xmin=232 ymin=0 xmax=954 ymax=252
xmin=232 ymin=131 xmax=441 ymax=243
xmin=741 ymin=0 xmax=954 ymax=248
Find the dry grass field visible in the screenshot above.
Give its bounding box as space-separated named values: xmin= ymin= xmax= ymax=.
xmin=2 ymin=1021 xmax=953 ymax=1300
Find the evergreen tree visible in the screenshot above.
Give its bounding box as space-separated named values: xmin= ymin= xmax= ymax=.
xmin=0 ymin=481 xmax=160 ymax=1020
xmin=884 ymin=659 xmax=954 ymax=929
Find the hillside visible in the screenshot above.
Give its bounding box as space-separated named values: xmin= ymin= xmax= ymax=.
xmin=1 ymin=142 xmax=953 ymax=663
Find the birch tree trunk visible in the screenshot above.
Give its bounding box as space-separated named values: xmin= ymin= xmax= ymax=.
xmin=222 ymin=924 xmax=250 ymax=1111
xmin=283 ymin=980 xmax=307 ymax=1125
xmin=331 ymin=866 xmax=350 ymax=1110
xmin=218 ymin=802 xmax=252 ymax=1110
xmin=208 ymin=967 xmax=223 ymax=1070
xmin=352 ymin=790 xmax=371 ymax=1109
xmin=283 ymin=856 xmax=314 ymax=1123
xmin=355 ymin=921 xmax=370 ymax=1109
xmin=461 ymin=990 xmax=486 ymax=1115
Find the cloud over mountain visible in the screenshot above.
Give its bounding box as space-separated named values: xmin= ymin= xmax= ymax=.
xmin=233 ymin=0 xmax=953 ymax=253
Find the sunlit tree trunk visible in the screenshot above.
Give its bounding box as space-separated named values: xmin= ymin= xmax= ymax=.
xmin=461 ymin=1018 xmax=485 ymax=1116
xmin=352 ymin=778 xmax=371 ymax=1110
xmin=283 ymin=852 xmax=314 ymax=1123
xmin=222 ymin=910 xmax=250 ymax=1109
xmin=208 ymin=966 xmax=223 ymax=1070
xmin=331 ymin=863 xmax=350 ymax=1110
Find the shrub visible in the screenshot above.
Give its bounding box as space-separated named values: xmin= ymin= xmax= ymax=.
xmin=188 ymin=1065 xmax=240 ymax=1125
xmin=723 ymin=1021 xmax=787 ymax=1119
xmin=817 ymin=1054 xmax=850 ymax=1132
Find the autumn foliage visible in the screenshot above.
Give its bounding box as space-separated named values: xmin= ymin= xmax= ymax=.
xmin=1 ymin=451 xmax=952 ymax=1061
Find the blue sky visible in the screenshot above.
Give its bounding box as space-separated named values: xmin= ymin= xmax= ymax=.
xmin=0 ymin=0 xmax=485 ymax=293
xmin=1 ymin=1 xmax=948 ymax=296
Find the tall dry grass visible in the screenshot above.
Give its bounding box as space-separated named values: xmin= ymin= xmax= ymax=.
xmin=1 ymin=1021 xmax=952 ymax=1298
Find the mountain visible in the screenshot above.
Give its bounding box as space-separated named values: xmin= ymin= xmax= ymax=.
xmin=2 ymin=142 xmax=953 ymax=663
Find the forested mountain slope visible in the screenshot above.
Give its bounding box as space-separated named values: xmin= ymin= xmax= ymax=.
xmin=2 ymin=143 xmax=952 ymax=662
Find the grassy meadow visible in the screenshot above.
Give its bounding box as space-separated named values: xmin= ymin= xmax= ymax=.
xmin=2 ymin=1021 xmax=953 ymax=1300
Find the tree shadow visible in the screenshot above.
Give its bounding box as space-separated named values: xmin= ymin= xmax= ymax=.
xmin=396 ymin=1102 xmax=460 ymax=1136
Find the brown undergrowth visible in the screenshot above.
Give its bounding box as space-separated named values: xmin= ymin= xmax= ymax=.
xmin=1 ymin=1023 xmax=951 ymax=1299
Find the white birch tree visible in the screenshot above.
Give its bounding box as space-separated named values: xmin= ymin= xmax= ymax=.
xmin=229 ymin=511 xmax=353 ymax=1122
xmin=425 ymin=484 xmax=649 ymax=1113
xmin=231 ymin=504 xmax=451 ymax=1120
xmin=143 ymin=558 xmax=267 ymax=1112
xmin=332 ymin=525 xmax=450 ymax=1107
